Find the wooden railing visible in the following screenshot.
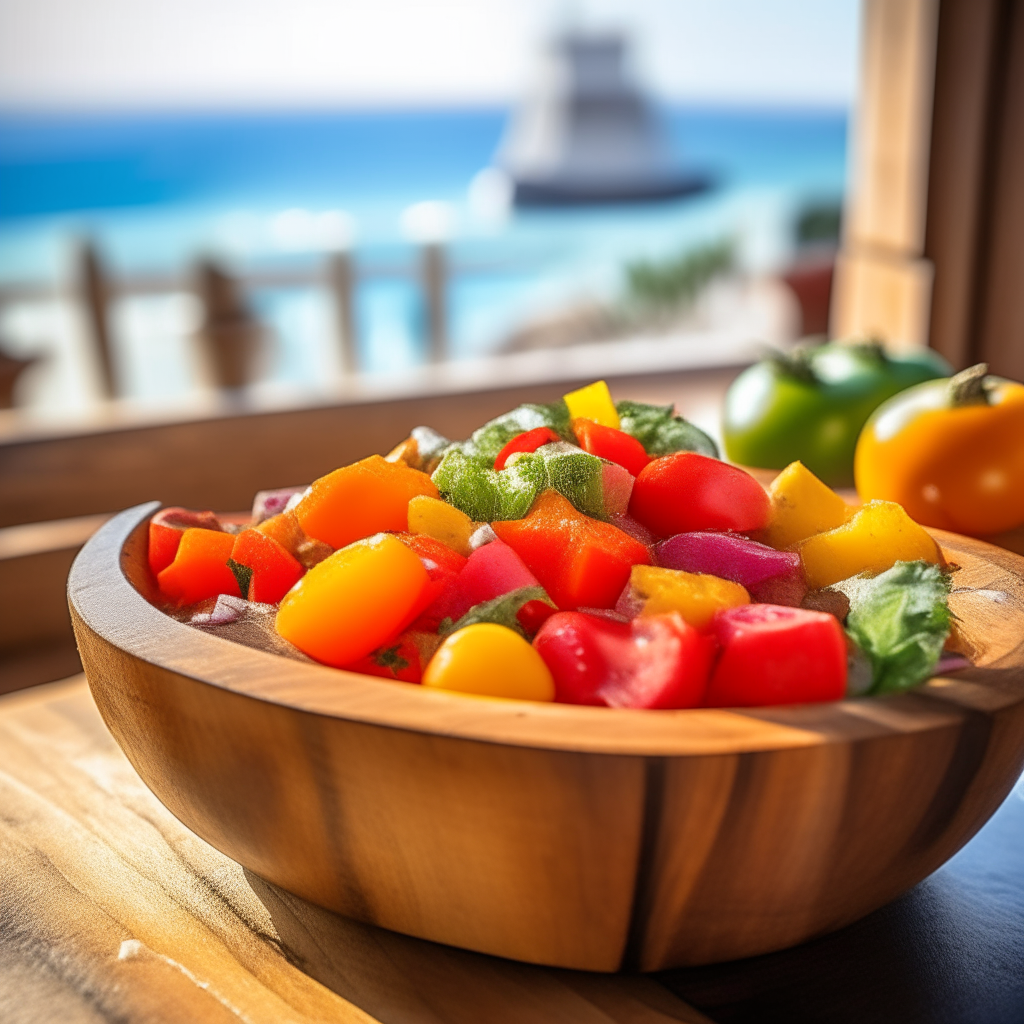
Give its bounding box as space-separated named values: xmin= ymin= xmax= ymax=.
xmin=0 ymin=239 xmax=536 ymax=399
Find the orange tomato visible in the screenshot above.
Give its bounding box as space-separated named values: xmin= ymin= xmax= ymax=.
xmin=854 ymin=367 xmax=1024 ymax=536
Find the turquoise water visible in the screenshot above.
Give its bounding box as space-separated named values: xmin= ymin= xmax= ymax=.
xmin=0 ymin=106 xmax=847 ymax=387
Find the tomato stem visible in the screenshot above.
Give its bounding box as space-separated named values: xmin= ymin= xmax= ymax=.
xmin=949 ymin=363 xmax=991 ymax=406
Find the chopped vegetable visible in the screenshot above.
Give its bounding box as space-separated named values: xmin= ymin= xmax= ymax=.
xmin=256 ymin=510 xmax=332 ymax=569
xmin=655 ymin=532 xmax=804 ymax=605
xmin=157 ymin=528 xmax=239 ymax=605
xmin=229 ymin=528 xmax=304 ymax=604
xmin=433 ymin=441 xmax=631 ymax=522
xmin=798 ymin=500 xmax=941 ymax=589
xmin=493 ymin=490 xmax=651 ymax=609
xmin=428 ymin=538 xmax=539 ymax=626
xmin=423 ymin=623 xmax=555 ymax=700
xmin=458 ymin=401 xmax=573 ymax=466
xmin=573 ymin=418 xmax=651 ymax=476
xmin=616 ymin=564 xmax=749 ymax=630
xmin=705 ymin=604 xmax=847 ymax=707
xmin=493 ymin=426 xmax=562 ymax=470
xmin=276 ymin=533 xmax=429 ymax=667
xmin=836 ymin=561 xmax=951 ymax=694
xmin=432 ymin=447 xmax=545 ymax=522
xmin=345 ymin=631 xmax=439 ymax=684
xmin=630 ymin=452 xmax=771 ymax=537
xmin=535 ymin=442 xmax=633 ymax=519
xmin=297 ymin=455 xmax=438 ymax=550
xmin=398 ymin=533 xmax=467 ymax=631
xmin=148 ymin=507 xmax=222 ymax=577
xmin=615 ymin=399 xmax=719 ymax=458
xmin=764 ymin=460 xmax=852 ymax=550
xmin=533 ymin=611 xmax=715 ymax=708
xmin=855 ymin=363 xmax=1024 ymax=536
xmin=441 ymin=585 xmax=556 ymax=639
xmin=407 ymin=493 xmax=474 ymax=557
xmin=563 ymin=380 xmax=620 ymax=428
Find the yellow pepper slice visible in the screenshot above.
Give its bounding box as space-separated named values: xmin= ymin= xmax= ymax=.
xmin=628 ymin=564 xmax=749 ymax=631
xmin=422 ymin=623 xmax=555 ymax=701
xmin=563 ymin=380 xmax=620 ymax=429
xmin=276 ymin=533 xmax=428 ymax=667
xmin=764 ymin=460 xmax=853 ymax=550
xmin=798 ymin=500 xmax=941 ymax=588
xmin=407 ymin=494 xmax=474 ymax=557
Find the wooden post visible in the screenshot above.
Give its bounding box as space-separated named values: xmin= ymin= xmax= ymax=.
xmin=830 ymin=0 xmax=940 ymax=350
xmin=422 ymin=243 xmax=448 ymax=363
xmin=327 ymin=252 xmax=358 ymax=374
xmin=194 ymin=259 xmax=261 ymax=391
xmin=76 ymin=241 xmax=118 ymax=398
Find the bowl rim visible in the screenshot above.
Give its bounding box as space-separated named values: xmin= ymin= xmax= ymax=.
xmin=68 ymin=501 xmax=1024 ymax=757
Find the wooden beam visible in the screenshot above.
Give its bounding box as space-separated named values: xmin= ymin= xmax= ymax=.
xmin=831 ymin=0 xmax=940 ymax=349
xmin=923 ymin=0 xmax=1004 ymax=369
xmin=975 ymin=0 xmax=1024 ymax=379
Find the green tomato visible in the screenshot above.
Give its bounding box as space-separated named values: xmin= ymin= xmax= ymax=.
xmin=722 ymin=342 xmax=950 ymax=487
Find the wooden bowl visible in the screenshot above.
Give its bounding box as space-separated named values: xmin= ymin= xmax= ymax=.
xmin=69 ymin=502 xmax=1024 ymax=972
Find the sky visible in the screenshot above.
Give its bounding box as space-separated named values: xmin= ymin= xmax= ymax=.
xmin=0 ymin=0 xmax=861 ymax=110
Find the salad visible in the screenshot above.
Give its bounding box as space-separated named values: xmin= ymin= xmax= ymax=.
xmin=148 ymin=380 xmax=961 ymax=709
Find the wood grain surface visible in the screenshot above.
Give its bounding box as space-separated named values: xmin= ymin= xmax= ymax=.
xmin=68 ymin=504 xmax=1024 ymax=972
xmin=0 ymin=675 xmax=713 ymax=1024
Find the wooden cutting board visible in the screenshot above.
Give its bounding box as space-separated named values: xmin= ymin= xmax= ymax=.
xmin=0 ymin=675 xmax=712 ymax=1024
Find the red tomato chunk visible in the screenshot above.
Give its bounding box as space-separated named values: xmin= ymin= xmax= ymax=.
xmin=705 ymin=604 xmax=847 ymax=707
xmin=629 ymin=452 xmax=771 ymax=537
xmin=230 ymin=528 xmax=304 ymax=604
xmin=533 ymin=610 xmax=715 ymax=708
xmin=573 ymin=418 xmax=651 ymax=477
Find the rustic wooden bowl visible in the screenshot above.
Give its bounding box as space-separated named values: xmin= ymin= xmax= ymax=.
xmin=69 ymin=502 xmax=1024 ymax=972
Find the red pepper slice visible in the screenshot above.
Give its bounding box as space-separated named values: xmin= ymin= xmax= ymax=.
xmin=493 ymin=426 xmax=562 ymax=471
xmin=492 ymin=489 xmax=650 ymax=609
xmin=704 ymin=604 xmax=847 ymax=707
xmin=147 ymin=507 xmax=222 ymax=576
xmin=157 ymin=528 xmax=238 ymax=605
xmin=573 ymin=418 xmax=650 ymax=477
xmin=533 ymin=610 xmax=714 ymax=708
xmin=399 ymin=533 xmax=469 ymax=630
xmin=629 ymin=452 xmax=771 ymax=537
xmin=229 ymin=528 xmax=304 ymax=604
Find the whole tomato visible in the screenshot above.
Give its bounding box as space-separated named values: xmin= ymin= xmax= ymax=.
xmin=723 ymin=341 xmax=950 ymax=487
xmin=854 ymin=364 xmax=1024 ymax=536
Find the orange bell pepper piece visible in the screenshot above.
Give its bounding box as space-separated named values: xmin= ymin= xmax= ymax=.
xmin=296 ymin=455 xmax=439 ymax=550
xmin=157 ymin=528 xmax=239 ymax=605
xmin=276 ymin=533 xmax=429 ymax=667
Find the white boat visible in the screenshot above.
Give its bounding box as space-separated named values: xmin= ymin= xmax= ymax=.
xmin=497 ymin=31 xmax=711 ymax=206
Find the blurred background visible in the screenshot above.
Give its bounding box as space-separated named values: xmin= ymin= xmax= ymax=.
xmin=0 ymin=0 xmax=857 ymax=415
xmin=3 ymin=0 xmax=1023 ymax=691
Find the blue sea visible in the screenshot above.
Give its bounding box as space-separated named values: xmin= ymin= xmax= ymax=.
xmin=0 ymin=106 xmax=847 ymax=402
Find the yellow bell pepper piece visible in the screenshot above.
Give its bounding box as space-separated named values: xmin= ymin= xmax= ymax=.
xmin=407 ymin=494 xmax=474 ymax=557
xmin=563 ymin=380 xmax=620 ymax=429
xmin=628 ymin=564 xmax=749 ymax=631
xmin=276 ymin=533 xmax=428 ymax=667
xmin=765 ymin=460 xmax=853 ymax=550
xmin=798 ymin=500 xmax=941 ymax=588
xmin=422 ymin=623 xmax=555 ymax=701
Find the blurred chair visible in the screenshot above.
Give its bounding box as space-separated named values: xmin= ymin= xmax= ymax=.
xmin=194 ymin=259 xmax=263 ymax=390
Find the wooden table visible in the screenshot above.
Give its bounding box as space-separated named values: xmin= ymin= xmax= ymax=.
xmin=5 ymin=676 xmax=1023 ymax=1024
xmin=0 ymin=675 xmax=713 ymax=1024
